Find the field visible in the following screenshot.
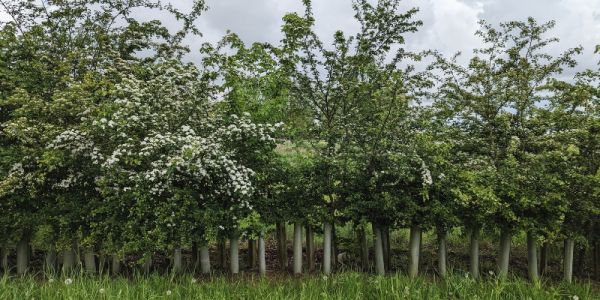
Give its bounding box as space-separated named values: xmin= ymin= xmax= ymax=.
xmin=1 ymin=227 xmax=599 ymax=299
xmin=0 ymin=273 xmax=597 ymax=300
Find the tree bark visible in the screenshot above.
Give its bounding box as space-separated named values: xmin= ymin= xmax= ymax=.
xmin=469 ymin=228 xmax=480 ymax=279
xmin=293 ymin=222 xmax=303 ymax=274
xmin=248 ymin=239 xmax=257 ymax=269
xmin=276 ymin=222 xmax=288 ymax=270
xmin=540 ymin=242 xmax=549 ymax=275
xmin=230 ymin=235 xmax=239 ymax=274
xmin=200 ymin=245 xmax=210 ymax=274
xmin=1 ymin=247 xmax=8 ymax=272
xmin=408 ymin=225 xmax=421 ymax=278
xmin=332 ymin=223 xmax=338 ymax=270
xmin=358 ymin=225 xmax=369 ymax=272
xmin=306 ymin=225 xmax=315 ymax=272
xmin=142 ymin=255 xmax=152 ymax=274
xmin=373 ymin=223 xmax=385 ymax=275
xmin=323 ymin=222 xmax=332 ymax=274
xmin=564 ymin=238 xmax=574 ymax=283
xmin=218 ymin=238 xmax=227 ymax=270
xmin=16 ymin=235 xmax=29 ymax=275
xmin=84 ymin=248 xmax=97 ymax=274
xmin=258 ymin=232 xmax=266 ymax=276
xmin=527 ymin=232 xmax=539 ymax=282
xmin=382 ymin=226 xmax=391 ymax=271
xmin=498 ymin=230 xmax=511 ymax=278
xmin=45 ymin=245 xmax=57 ymax=273
xmin=437 ymin=231 xmax=447 ymax=278
xmin=111 ymin=254 xmax=121 ymax=275
xmin=62 ymin=243 xmax=77 ymax=273
xmin=173 ymin=248 xmax=182 ymax=273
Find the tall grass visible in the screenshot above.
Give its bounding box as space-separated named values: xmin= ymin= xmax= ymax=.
xmin=0 ymin=272 xmax=595 ymax=300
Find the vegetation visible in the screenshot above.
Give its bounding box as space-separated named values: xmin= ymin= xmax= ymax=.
xmin=0 ymin=0 xmax=598 ymax=298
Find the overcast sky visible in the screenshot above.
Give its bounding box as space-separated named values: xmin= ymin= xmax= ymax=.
xmin=188 ymin=0 xmax=600 ymax=74
xmin=2 ymin=0 xmax=599 ymax=73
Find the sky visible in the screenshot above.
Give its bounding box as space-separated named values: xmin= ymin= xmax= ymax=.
xmin=189 ymin=0 xmax=600 ymax=75
xmin=1 ymin=0 xmax=599 ymax=74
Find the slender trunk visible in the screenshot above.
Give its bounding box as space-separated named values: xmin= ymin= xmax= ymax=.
xmin=576 ymin=244 xmax=585 ymax=274
xmin=111 ymin=254 xmax=121 ymax=275
xmin=306 ymin=226 xmax=315 ymax=272
xmin=408 ymin=225 xmax=421 ymax=278
xmin=248 ymin=239 xmax=257 ymax=269
xmin=470 ymin=229 xmax=480 ymax=279
xmin=527 ymin=232 xmax=539 ymax=282
xmin=258 ymin=232 xmax=266 ymax=276
xmin=142 ymin=255 xmax=152 ymax=274
xmin=358 ymin=225 xmax=369 ymax=272
xmin=372 ymin=223 xmax=385 ymax=275
xmin=230 ymin=235 xmax=239 ymax=274
xmin=45 ymin=246 xmax=57 ymax=273
xmin=276 ymin=222 xmax=288 ymax=270
xmin=1 ymin=247 xmax=8 ymax=272
xmin=98 ymin=254 xmax=107 ymax=275
xmin=218 ymin=238 xmax=227 ymax=270
xmin=594 ymin=243 xmax=600 ymax=280
xmin=16 ymin=236 xmax=29 ymax=275
xmin=437 ymin=231 xmax=447 ymax=278
xmin=84 ymin=248 xmax=96 ymax=274
xmin=62 ymin=244 xmax=77 ymax=273
xmin=200 ymin=245 xmax=210 ymax=274
xmin=498 ymin=230 xmax=511 ymax=278
xmin=191 ymin=242 xmax=198 ymax=269
xmin=323 ymin=222 xmax=332 ymax=274
xmin=382 ymin=226 xmax=391 ymax=271
xmin=540 ymin=243 xmax=549 ymax=275
xmin=332 ymin=223 xmax=338 ymax=270
xmin=173 ymin=248 xmax=182 ymax=273
xmin=564 ymin=238 xmax=574 ymax=283
xmin=293 ymin=222 xmax=302 ymax=274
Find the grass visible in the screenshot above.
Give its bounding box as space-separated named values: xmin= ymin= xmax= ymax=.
xmin=0 ymin=272 xmax=596 ymax=300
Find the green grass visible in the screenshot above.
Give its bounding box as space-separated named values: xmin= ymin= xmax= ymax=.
xmin=0 ymin=273 xmax=596 ymax=300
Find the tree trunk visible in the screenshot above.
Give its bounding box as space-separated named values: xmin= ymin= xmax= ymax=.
xmin=84 ymin=248 xmax=97 ymax=274
xmin=45 ymin=246 xmax=57 ymax=273
xmin=408 ymin=225 xmax=421 ymax=278
xmin=358 ymin=225 xmax=369 ymax=272
xmin=258 ymin=232 xmax=266 ymax=276
xmin=16 ymin=236 xmax=29 ymax=275
xmin=142 ymin=255 xmax=152 ymax=274
xmin=564 ymin=238 xmax=574 ymax=283
xmin=192 ymin=242 xmax=198 ymax=269
xmin=323 ymin=222 xmax=332 ymax=274
xmin=230 ymin=235 xmax=239 ymax=274
xmin=200 ymin=245 xmax=210 ymax=274
xmin=276 ymin=222 xmax=288 ymax=271
xmin=62 ymin=244 xmax=77 ymax=273
xmin=469 ymin=228 xmax=480 ymax=279
xmin=173 ymin=248 xmax=182 ymax=273
xmin=248 ymin=239 xmax=257 ymax=269
xmin=595 ymin=243 xmax=600 ymax=280
xmin=1 ymin=247 xmax=8 ymax=272
xmin=332 ymin=223 xmax=338 ymax=270
xmin=498 ymin=230 xmax=511 ymax=277
xmin=372 ymin=223 xmax=385 ymax=275
xmin=382 ymin=226 xmax=391 ymax=271
xmin=576 ymin=244 xmax=585 ymax=274
xmin=293 ymin=222 xmax=303 ymax=274
xmin=527 ymin=232 xmax=539 ymax=282
xmin=218 ymin=238 xmax=227 ymax=270
xmin=111 ymin=254 xmax=121 ymax=275
xmin=306 ymin=225 xmax=315 ymax=272
xmin=540 ymin=243 xmax=549 ymax=275
xmin=437 ymin=231 xmax=447 ymax=278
